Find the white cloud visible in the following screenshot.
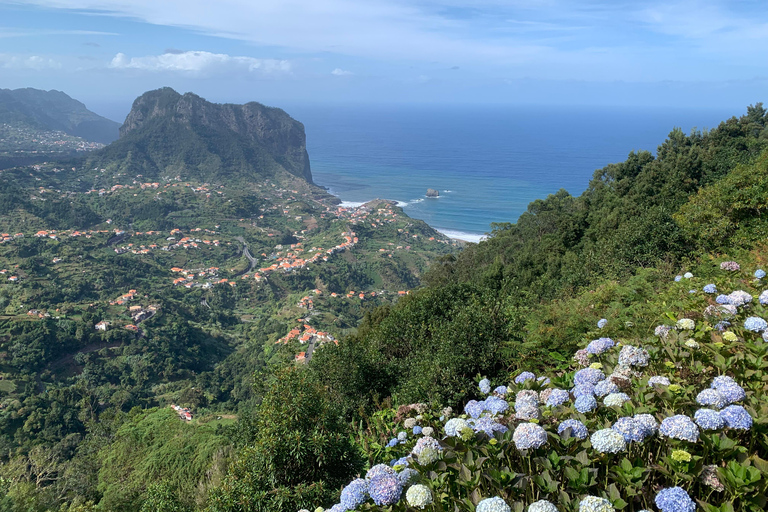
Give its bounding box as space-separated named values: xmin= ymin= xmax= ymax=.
xmin=331 ymin=68 xmax=353 ymax=76
xmin=108 ymin=50 xmax=291 ymax=75
xmin=0 ymin=54 xmax=62 ymax=70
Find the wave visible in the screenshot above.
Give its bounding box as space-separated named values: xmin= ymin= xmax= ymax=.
xmin=339 ymin=201 xmax=367 ymax=208
xmin=435 ymin=229 xmax=486 ymax=243
xmin=395 ymin=198 xmax=424 ymax=207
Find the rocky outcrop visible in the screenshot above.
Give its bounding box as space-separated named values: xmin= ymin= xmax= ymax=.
xmin=426 ymin=189 xmax=440 ymax=197
xmin=112 ymin=87 xmax=313 ymax=183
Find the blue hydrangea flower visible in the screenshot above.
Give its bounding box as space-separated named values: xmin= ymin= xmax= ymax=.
xmin=659 ymin=415 xmax=699 ymax=442
xmin=464 ymin=400 xmax=484 ymax=419
xmin=597 ymin=318 xmax=608 ymax=329
xmin=674 ymin=275 xmax=682 ymax=282
xmin=634 ymin=414 xmax=659 ymax=437
xmin=591 ymin=428 xmax=626 ymax=453
xmin=444 ymin=418 xmax=470 ymax=437
xmin=493 ymin=385 xmax=508 ymax=396
xmin=711 ymin=375 xmax=746 ymax=403
xmin=479 ymin=378 xmax=491 ymax=394
xmin=397 ymin=468 xmax=419 ymax=485
xmin=340 ymin=478 xmax=369 ymax=510
xmin=756 ymin=269 xmax=766 ymax=279
xmin=528 ymin=500 xmax=559 ymax=512
xmin=612 ymin=417 xmax=646 ymax=442
xmin=405 ymin=484 xmax=432 ymax=509
xmin=716 ymin=294 xmax=731 ymax=305
xmin=618 ymin=345 xmax=650 ymax=367
xmin=368 ymin=473 xmax=403 ymax=506
xmin=573 ymin=383 xmax=596 ymax=398
xmin=328 ymin=503 xmax=346 ymax=512
xmin=515 ymin=371 xmax=536 ymax=384
xmin=715 ymin=321 xmax=731 ymax=331
xmin=484 ymin=395 xmax=510 ymax=415
xmin=688 ymin=290 xmax=696 ymax=294
xmin=648 ymin=376 xmax=670 ymax=386
xmin=397 ymin=431 xmax=408 ymax=442
xmin=386 ymin=438 xmax=398 ymax=448
xmin=514 ymin=397 xmax=540 ymax=421
xmin=477 ymin=497 xmax=511 ymax=512
xmin=574 ymin=368 xmax=605 ymax=386
xmin=557 ymin=419 xmax=588 ymax=439
xmin=412 ymin=436 xmax=440 ymax=456
xmin=575 ymin=394 xmax=598 ymax=413
xmin=579 ymin=495 xmax=615 ymax=512
xmin=703 ymin=284 xmax=717 ymax=294
xmin=586 ymin=337 xmax=614 ymax=355
xmin=696 ymin=388 xmax=727 ymax=410
xmin=655 ymin=487 xmax=695 ymax=512
xmin=546 ymin=388 xmax=570 ymax=407
xmin=760 ymin=290 xmax=768 ymax=305
xmin=513 ymin=423 xmax=548 ymax=450
xmin=391 ymin=456 xmax=409 ymax=467
xmin=604 ymin=392 xmax=631 ymax=408
xmin=470 ymin=416 xmax=509 ymax=436
xmin=694 ymin=408 xmax=725 ymax=430
xmin=744 ymin=316 xmax=768 ymax=332
xmin=719 ymin=405 xmax=753 ymax=430
xmin=366 ymin=463 xmax=396 ymax=480
xmin=537 ymin=376 xmax=551 ymax=386
xmin=413 ymin=425 xmax=422 ymax=435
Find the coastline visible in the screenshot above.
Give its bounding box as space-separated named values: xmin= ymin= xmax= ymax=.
xmin=337 ymin=200 xmax=486 ymax=244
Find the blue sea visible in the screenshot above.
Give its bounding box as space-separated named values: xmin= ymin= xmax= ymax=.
xmin=289 ymin=104 xmax=738 ymax=242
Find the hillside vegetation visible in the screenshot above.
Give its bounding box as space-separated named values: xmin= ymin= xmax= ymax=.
xmin=0 ymin=101 xmax=766 ymax=512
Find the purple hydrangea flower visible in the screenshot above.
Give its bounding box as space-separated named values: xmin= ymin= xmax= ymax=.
xmin=368 ymin=474 xmax=403 ymax=506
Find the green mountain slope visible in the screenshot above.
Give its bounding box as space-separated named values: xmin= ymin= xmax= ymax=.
xmin=0 ymin=87 xmax=119 ymax=143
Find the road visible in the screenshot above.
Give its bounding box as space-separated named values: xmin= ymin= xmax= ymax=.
xmin=233 ymin=236 xmax=257 ymax=276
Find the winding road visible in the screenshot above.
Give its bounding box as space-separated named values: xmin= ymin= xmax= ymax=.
xmin=234 ymin=236 xmax=257 ymax=277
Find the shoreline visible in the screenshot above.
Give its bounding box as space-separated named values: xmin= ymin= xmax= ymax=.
xmin=337 ymin=200 xmax=486 ymax=244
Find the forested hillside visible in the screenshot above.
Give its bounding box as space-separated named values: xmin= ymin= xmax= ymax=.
xmin=0 ymin=103 xmax=766 ymax=512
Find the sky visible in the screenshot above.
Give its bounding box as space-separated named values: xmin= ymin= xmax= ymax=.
xmin=0 ymin=0 xmax=766 ymax=120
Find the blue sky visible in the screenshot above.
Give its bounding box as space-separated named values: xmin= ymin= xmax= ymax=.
xmin=0 ymin=0 xmax=766 ymax=120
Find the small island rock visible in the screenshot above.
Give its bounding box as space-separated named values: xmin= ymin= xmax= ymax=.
xmin=426 ymin=188 xmax=440 ymax=197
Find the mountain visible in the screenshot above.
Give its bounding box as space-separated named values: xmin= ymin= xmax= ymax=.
xmin=0 ymin=87 xmax=120 ymax=143
xmin=90 ymin=87 xmax=313 ymax=183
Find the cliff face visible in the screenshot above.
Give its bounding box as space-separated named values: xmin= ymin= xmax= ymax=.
xmin=115 ymin=88 xmax=312 ymax=183
xmin=0 ymin=88 xmax=119 ymax=143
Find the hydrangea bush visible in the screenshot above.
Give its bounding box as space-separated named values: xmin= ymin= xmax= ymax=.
xmin=310 ymin=260 xmax=768 ymax=512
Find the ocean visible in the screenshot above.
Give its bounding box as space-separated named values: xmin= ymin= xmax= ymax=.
xmin=289 ymin=104 xmax=738 ymax=242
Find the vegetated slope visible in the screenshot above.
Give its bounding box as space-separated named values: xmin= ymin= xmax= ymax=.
xmin=0 ymin=87 xmax=119 ymax=143
xmin=86 ymin=87 xmax=313 ymax=184
xmin=306 ymin=104 xmax=768 ymax=418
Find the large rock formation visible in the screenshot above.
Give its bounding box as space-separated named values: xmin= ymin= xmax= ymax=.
xmin=92 ymin=88 xmax=313 ymax=183
xmin=426 ymin=188 xmax=440 ymax=197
